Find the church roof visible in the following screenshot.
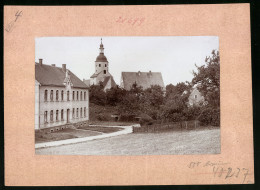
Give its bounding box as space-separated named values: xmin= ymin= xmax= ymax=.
xmin=103 ymin=76 xmax=117 ymax=88
xmin=83 ymin=79 xmax=90 ymax=87
xmin=121 ymin=71 xmax=165 ymax=90
xmin=95 ymin=53 xmax=108 ymax=62
xmin=90 ymin=71 xmax=103 ymax=78
xmin=35 ymin=62 xmax=88 ymax=89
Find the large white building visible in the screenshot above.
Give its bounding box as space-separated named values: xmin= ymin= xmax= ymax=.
xmin=35 ymin=59 xmax=89 ymax=132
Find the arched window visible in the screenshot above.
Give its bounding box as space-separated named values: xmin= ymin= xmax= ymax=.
xmin=50 ymin=90 xmax=53 ymax=101
xmin=56 ymin=110 xmax=59 ymax=121
xmin=105 ymin=64 xmax=107 ymax=67
xmin=80 ymin=108 xmax=82 ymax=118
xmin=76 ymin=108 xmax=79 ymax=118
xmin=67 ymin=91 xmax=70 ymax=101
xmin=44 ymin=90 xmax=48 ymax=102
xmin=84 ymin=92 xmax=86 ymax=100
xmin=44 ymin=111 xmax=48 ymax=123
xmin=50 ymin=110 xmax=53 ymax=122
xmin=103 ymin=70 xmax=106 ymax=74
xmin=84 ymin=107 xmax=86 ymax=117
xmin=56 ymin=90 xmax=59 ymax=101
xmin=80 ymin=91 xmax=82 ymax=101
xmin=61 ymin=90 xmax=64 ymax=101
xmin=77 ymin=91 xmax=79 ymax=100
xmin=61 ymin=109 xmax=64 ymax=120
xmin=73 ymin=91 xmax=75 ymax=100
xmin=99 ymin=64 xmax=101 ymax=67
xmin=194 ymin=95 xmax=197 ymax=99
xmin=72 ymin=108 xmax=75 ymax=118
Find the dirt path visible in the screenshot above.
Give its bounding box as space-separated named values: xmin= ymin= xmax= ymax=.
xmin=36 ymin=128 xmax=220 ymax=155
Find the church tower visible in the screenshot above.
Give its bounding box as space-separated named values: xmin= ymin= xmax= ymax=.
xmin=88 ymin=38 xmax=117 ymax=90
xmin=94 ymin=38 xmax=110 ymax=76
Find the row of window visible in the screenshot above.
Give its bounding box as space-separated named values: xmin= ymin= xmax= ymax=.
xmin=97 ymin=64 xmax=107 ymax=67
xmin=44 ymin=107 xmax=87 ymax=123
xmin=44 ymin=90 xmax=87 ymax=102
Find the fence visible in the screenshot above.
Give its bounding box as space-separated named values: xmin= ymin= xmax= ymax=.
xmin=133 ymin=120 xmax=200 ymax=133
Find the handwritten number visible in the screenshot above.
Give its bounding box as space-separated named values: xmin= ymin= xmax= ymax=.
xmin=15 ymin=11 xmax=23 ymax=22
xmin=213 ymin=166 xmax=218 ymax=177
xmin=116 ymin=17 xmax=145 ymax=26
xmin=5 ymin=10 xmax=22 ymax=33
xmin=235 ymin=168 xmax=240 ymax=178
xmin=225 ymin=168 xmax=234 ymax=179
xmin=242 ymin=168 xmax=249 ymax=184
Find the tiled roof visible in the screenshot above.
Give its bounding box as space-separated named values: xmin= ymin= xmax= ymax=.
xmin=90 ymin=71 xmax=102 ymax=78
xmin=121 ymin=71 xmax=164 ymax=90
xmin=103 ymin=76 xmax=117 ymax=88
xmin=35 ymin=63 xmax=88 ymax=89
xmin=83 ymin=79 xmax=90 ymax=87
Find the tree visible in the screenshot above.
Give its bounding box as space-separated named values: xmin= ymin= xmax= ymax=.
xmin=106 ymin=85 xmax=126 ymax=106
xmin=143 ymin=85 xmax=164 ymax=107
xmin=89 ymin=82 xmax=106 ymax=105
xmin=192 ymin=50 xmax=220 ymax=107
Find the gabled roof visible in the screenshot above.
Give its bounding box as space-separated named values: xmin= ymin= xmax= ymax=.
xmin=121 ymin=71 xmax=164 ymax=90
xmin=83 ymin=79 xmax=90 ymax=87
xmin=103 ymin=76 xmax=117 ymax=88
xmin=35 ymin=63 xmax=88 ymax=89
xmin=90 ymin=71 xmax=102 ymax=78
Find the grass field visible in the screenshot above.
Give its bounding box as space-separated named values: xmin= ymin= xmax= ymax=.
xmin=35 ymin=128 xmax=102 ymax=143
xmin=36 ymin=128 xmax=220 ymax=155
xmin=78 ymin=125 xmax=124 ymax=133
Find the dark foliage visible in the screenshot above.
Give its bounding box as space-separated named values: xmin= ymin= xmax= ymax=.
xmin=197 ymin=107 xmax=220 ymax=126
xmin=89 ymin=50 xmax=220 ymax=126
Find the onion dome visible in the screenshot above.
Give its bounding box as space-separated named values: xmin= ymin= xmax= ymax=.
xmin=96 ymin=38 xmax=108 ymax=62
xmin=96 ymin=54 xmax=108 ymax=62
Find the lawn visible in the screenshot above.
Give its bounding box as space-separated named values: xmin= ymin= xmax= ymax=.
xmin=89 ymin=121 xmax=136 ymax=126
xmin=78 ymin=125 xmax=124 ymax=133
xmin=36 ymin=128 xmax=220 ymax=155
xmin=35 ymin=128 xmax=102 ymax=143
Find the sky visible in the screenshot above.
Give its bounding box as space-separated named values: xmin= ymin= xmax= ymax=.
xmin=35 ymin=36 xmax=219 ymax=86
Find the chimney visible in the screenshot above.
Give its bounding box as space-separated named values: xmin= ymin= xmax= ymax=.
xmin=138 ymin=71 xmax=141 ymax=76
xmin=62 ymin=64 xmax=66 ymax=72
xmin=39 ymin=59 xmax=43 ymax=65
xmin=51 ymin=64 xmax=56 ymax=67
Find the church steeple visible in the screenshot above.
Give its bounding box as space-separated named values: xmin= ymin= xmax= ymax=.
xmin=96 ymin=38 xmax=107 ymax=62
xmin=99 ymin=38 xmax=104 ymax=54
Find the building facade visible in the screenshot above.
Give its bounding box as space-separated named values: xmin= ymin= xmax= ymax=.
xmin=85 ymin=39 xmax=117 ymax=90
xmin=120 ymin=71 xmax=165 ymax=91
xmin=35 ymin=59 xmax=89 ymax=131
xmin=188 ymin=87 xmax=206 ymax=106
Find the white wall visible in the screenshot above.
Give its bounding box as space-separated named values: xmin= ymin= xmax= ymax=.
xmin=39 ymin=85 xmax=89 ymax=129
xmin=35 ymin=80 xmax=40 ymax=130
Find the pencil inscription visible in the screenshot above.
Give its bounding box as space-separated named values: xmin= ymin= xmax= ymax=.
xmin=5 ymin=10 xmax=22 ymax=33
xmin=116 ymin=16 xmax=145 ymax=26
xmin=188 ymin=161 xmax=253 ymax=184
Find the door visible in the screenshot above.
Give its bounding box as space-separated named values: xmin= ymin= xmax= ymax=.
xmin=67 ymin=109 xmax=70 ymax=123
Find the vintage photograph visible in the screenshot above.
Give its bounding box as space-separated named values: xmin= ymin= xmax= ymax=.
xmin=35 ymin=36 xmax=220 ymax=155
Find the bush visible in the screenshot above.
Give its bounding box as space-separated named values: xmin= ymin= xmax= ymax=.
xmin=97 ymin=113 xmax=110 ymax=121
xmin=211 ymin=108 xmax=220 ymax=126
xmin=119 ymin=114 xmax=136 ymax=122
xmin=197 ymin=108 xmax=220 ymax=126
